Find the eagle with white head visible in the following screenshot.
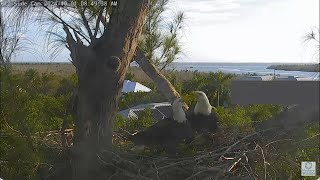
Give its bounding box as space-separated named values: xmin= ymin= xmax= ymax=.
xmin=194 ymin=91 xmax=213 ymax=116
xmin=187 ymin=91 xmax=219 ymax=133
xmin=172 ymin=98 xmax=188 ymax=123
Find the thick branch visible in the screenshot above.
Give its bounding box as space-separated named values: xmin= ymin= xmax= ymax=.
xmin=135 ymin=48 xmax=188 ymax=108
xmin=63 ymin=25 xmax=86 ymax=73
xmin=63 ymin=24 xmax=76 ymax=46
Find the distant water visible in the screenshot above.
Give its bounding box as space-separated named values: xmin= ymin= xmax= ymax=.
xmin=165 ymin=63 xmax=320 ymax=80
xmin=13 ymin=62 xmax=320 ymax=80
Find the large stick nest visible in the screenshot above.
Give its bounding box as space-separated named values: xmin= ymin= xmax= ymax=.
xmin=38 ymin=105 xmax=318 ymax=180
xmin=96 ymin=105 xmax=319 ymax=180
xmin=99 ymin=125 xmax=317 ymax=180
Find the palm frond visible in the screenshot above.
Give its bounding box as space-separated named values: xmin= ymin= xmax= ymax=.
xmin=302 ymin=27 xmax=320 ymax=62
xmin=2 ymin=0 xmax=111 ymax=60
xmin=45 ymin=29 xmax=68 ymax=60
xmin=1 ymin=6 xmax=39 ymax=64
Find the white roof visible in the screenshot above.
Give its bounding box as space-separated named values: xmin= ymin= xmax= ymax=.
xmin=118 ymin=102 xmax=172 ymax=119
xmin=122 ymin=80 xmax=151 ymax=93
xmin=295 ymin=77 xmax=314 ymax=81
xmin=274 ymin=76 xmax=314 ymax=81
xmin=130 ymin=61 xmax=139 ymax=67
xmin=241 ymin=75 xmax=274 ymax=81
xmin=241 ymin=75 xmax=315 ymax=81
xmin=129 ymin=102 xmax=171 ymax=109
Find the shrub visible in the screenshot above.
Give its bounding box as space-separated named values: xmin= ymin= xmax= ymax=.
xmin=114 ymin=108 xmax=155 ymax=133
xmin=0 ymin=68 xmax=75 ymax=179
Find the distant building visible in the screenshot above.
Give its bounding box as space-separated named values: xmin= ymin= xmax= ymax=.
xmin=274 ymin=76 xmax=314 ymax=81
xmin=241 ymin=75 xmax=314 ymax=81
xmin=122 ymin=80 xmax=151 ymax=93
xmin=241 ymin=75 xmax=274 ymax=81
xmin=118 ymin=102 xmax=172 ymax=121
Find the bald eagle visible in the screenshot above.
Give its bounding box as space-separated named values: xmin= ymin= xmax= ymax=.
xmin=128 ymin=98 xmax=194 ymax=152
xmin=187 ymin=91 xmax=219 ymax=133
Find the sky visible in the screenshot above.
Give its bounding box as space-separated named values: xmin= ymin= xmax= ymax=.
xmin=6 ymin=0 xmax=320 ymax=63
xmin=171 ymin=0 xmax=319 ymax=63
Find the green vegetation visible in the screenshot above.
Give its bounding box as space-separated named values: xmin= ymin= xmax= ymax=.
xmin=267 ymin=64 xmax=320 ymax=72
xmin=217 ymin=104 xmax=283 ymax=127
xmin=0 ymin=67 xmax=77 ymax=179
xmin=114 ymin=108 xmax=155 ymax=132
xmin=1 ymin=66 xmax=318 ymax=179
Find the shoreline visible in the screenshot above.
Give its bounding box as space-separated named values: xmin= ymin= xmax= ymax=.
xmin=267 ymin=64 xmax=319 ymax=72
xmin=10 ymin=63 xmax=319 ymax=80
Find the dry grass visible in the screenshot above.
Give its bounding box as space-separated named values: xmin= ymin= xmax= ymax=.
xmin=11 ymin=63 xmax=203 ymax=82
xmin=129 ymin=67 xmax=153 ymax=83
xmin=12 ymin=63 xmax=76 ymax=76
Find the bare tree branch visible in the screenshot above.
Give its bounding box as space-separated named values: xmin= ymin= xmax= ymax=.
xmin=63 ymin=24 xmax=76 ymax=48
xmin=94 ymin=8 xmax=104 ymax=37
xmin=38 ymin=1 xmax=90 ymax=43
xmin=79 ymin=7 xmax=94 ymax=41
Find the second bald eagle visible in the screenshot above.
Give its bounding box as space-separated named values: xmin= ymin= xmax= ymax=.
xmin=187 ymin=91 xmax=219 ymax=133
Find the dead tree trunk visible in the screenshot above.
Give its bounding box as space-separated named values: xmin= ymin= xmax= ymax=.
xmin=63 ymin=1 xmax=149 ymax=179
xmin=135 ymin=48 xmax=186 ymax=107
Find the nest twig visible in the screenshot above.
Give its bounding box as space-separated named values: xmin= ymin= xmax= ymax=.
xmin=96 ymin=127 xmax=282 ymax=180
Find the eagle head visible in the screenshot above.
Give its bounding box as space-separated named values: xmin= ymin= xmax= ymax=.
xmin=193 ymin=91 xmax=212 ymax=116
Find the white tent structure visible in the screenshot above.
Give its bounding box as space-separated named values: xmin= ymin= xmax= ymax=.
xmin=122 ymin=80 xmax=152 ymax=93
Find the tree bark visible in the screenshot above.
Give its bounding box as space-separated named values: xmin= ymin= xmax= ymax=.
xmin=64 ymin=1 xmax=149 ymax=179
xmin=135 ymin=48 xmax=187 ymax=108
